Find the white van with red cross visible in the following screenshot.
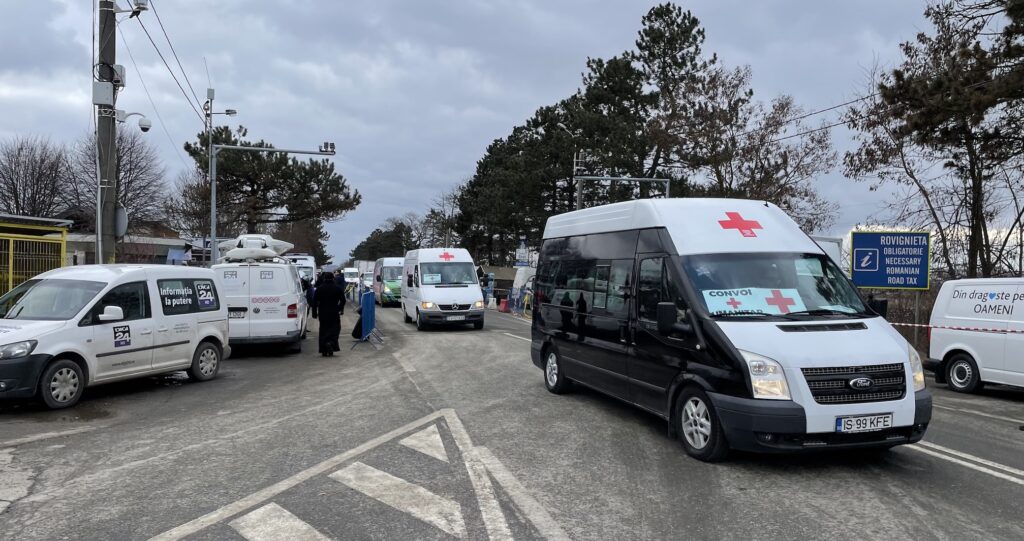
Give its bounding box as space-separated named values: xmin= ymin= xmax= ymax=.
xmin=531 ymin=198 xmax=932 ymax=461
xmin=401 ymin=248 xmax=486 ymax=330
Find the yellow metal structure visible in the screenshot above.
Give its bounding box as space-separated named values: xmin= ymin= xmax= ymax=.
xmin=0 ymin=221 xmax=67 ymax=295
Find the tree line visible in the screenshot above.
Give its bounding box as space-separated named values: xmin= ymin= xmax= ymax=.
xmin=0 ymin=125 xmax=361 ymax=265
xmin=349 ymin=0 xmax=1023 ymax=280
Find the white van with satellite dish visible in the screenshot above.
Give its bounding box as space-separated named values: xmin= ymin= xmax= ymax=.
xmin=0 ymin=265 xmax=229 ymax=409
xmin=212 ymin=235 xmax=307 ymax=352
xmin=926 ymin=278 xmax=1024 ymax=392
xmin=532 ymin=199 xmax=931 ymax=461
xmin=402 ymin=248 xmax=486 ymax=330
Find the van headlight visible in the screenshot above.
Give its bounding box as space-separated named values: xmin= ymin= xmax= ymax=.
xmin=0 ymin=340 xmax=36 ymax=360
xmin=384 ymin=286 xmax=391 ymax=293
xmin=909 ymin=346 xmax=926 ymax=391
xmin=740 ymin=350 xmax=791 ymax=400
xmin=420 ymin=302 xmax=436 ymax=310
xmin=473 ymin=300 xmax=485 ymax=309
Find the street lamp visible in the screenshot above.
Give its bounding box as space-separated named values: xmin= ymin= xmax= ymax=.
xmin=557 ymin=123 xmax=582 ymax=210
xmin=203 ymin=88 xmax=237 ymax=264
xmin=208 ymin=141 xmax=337 ymax=263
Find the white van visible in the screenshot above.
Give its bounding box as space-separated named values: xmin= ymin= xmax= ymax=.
xmin=532 ymin=199 xmax=931 ymax=461
xmin=283 ymin=253 xmax=317 ymax=283
xmin=926 ymin=278 xmax=1024 ymax=392
xmin=401 ymin=248 xmax=486 ymax=330
xmin=0 ymin=265 xmax=229 ymax=409
xmin=213 ymin=260 xmax=307 ymax=351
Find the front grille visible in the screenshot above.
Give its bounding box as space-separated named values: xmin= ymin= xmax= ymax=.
xmin=439 ymin=303 xmax=471 ymax=311
xmin=801 ymin=363 xmax=906 ymax=405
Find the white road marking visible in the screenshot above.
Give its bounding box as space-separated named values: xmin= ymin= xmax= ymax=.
xmin=908 ymin=445 xmax=1024 ymax=487
xmin=491 ymin=313 xmax=532 ymax=326
xmin=933 ymin=403 xmax=1024 ymax=425
xmin=477 ymin=447 xmax=571 ymax=541
xmin=399 ymin=424 xmax=449 ymax=463
xmin=331 ymin=462 xmax=466 ymax=538
xmin=0 ymin=426 xmax=100 ymax=448
xmin=502 ymin=333 xmax=530 ymax=342
xmin=149 ymin=410 xmax=447 ymax=541
xmin=443 ymin=411 xmax=513 ymax=540
xmin=229 ymin=503 xmax=330 ymax=541
xmin=918 ymin=441 xmax=1024 ymax=478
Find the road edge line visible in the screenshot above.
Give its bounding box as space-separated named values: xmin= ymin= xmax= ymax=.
xmin=907 ymin=445 xmax=1024 ymax=487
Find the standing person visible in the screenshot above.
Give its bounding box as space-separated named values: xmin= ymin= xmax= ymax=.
xmin=311 ymin=271 xmax=344 ymax=356
xmin=302 ymin=277 xmax=315 ymax=315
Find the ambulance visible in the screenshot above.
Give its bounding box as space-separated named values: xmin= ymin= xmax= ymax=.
xmin=531 ymin=198 xmax=931 ymax=461
xmin=401 ymin=248 xmax=486 ymax=330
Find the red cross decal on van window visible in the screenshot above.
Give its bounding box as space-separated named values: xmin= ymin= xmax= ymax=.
xmin=718 ymin=212 xmax=762 ymax=237
xmin=765 ymin=289 xmax=796 ymax=314
xmin=726 ymin=298 xmax=742 ymax=309
xmin=439 ymin=251 xmax=455 ymax=261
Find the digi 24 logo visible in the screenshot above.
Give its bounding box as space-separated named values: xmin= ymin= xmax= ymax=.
xmin=113 ymin=325 xmax=131 ymax=348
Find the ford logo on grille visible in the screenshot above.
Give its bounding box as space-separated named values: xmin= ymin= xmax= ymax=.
xmin=849 ymin=377 xmax=873 ymax=390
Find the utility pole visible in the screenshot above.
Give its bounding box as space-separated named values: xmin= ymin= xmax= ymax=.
xmin=96 ymin=0 xmax=117 ymax=263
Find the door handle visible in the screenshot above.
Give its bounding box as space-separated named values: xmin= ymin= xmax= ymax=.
xmin=157 ymin=327 xmax=169 ymax=333
xmin=139 ymin=329 xmax=153 ymax=335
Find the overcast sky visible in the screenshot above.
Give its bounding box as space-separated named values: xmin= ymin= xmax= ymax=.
xmin=2 ymin=0 xmax=929 ymax=260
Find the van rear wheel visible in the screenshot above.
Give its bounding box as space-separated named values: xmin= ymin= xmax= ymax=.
xmin=946 ymin=353 xmax=983 ymax=393
xmin=676 ymin=387 xmax=729 ymax=462
xmin=188 ymin=342 xmax=221 ymax=381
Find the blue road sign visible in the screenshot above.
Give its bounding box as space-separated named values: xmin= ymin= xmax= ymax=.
xmin=850 ymin=231 xmax=930 ymax=290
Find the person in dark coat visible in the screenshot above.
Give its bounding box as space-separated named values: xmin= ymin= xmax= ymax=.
xmin=312 ymin=271 xmax=345 ymax=356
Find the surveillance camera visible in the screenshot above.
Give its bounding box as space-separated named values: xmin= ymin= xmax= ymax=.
xmin=138 ymin=117 xmax=152 ymax=133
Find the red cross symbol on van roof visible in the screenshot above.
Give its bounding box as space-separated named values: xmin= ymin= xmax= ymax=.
xmin=439 ymin=251 xmax=455 ymax=261
xmin=718 ymin=212 xmax=762 ymax=237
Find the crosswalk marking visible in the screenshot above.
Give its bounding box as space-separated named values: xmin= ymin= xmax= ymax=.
xmin=399 ymin=424 xmax=449 ymax=463
xmin=330 ymin=461 xmax=467 ymax=538
xmin=229 ymin=503 xmax=330 ymax=541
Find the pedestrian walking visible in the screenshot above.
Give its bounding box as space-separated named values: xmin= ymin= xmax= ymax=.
xmin=311 ymin=271 xmax=345 ymax=357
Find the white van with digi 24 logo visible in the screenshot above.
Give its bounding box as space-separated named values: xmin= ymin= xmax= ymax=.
xmin=0 ymin=265 xmax=229 ymax=409
xmin=927 ymin=278 xmax=1024 ymax=392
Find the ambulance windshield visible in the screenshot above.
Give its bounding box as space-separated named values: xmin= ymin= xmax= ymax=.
xmin=681 ymin=252 xmax=869 ymax=318
xmin=420 ymin=262 xmax=477 ymax=285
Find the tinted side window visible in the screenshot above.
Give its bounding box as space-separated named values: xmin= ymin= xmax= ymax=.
xmin=637 ymin=258 xmax=687 ymax=321
xmin=83 ymin=281 xmax=150 ymax=325
xmin=637 ymin=228 xmax=665 ymax=253
xmin=580 ymin=231 xmax=639 ymax=260
xmin=158 ymin=279 xmax=198 ymax=316
xmin=605 ymin=260 xmax=632 ymax=318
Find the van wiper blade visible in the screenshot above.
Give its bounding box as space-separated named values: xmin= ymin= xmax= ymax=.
xmin=784 ymin=309 xmax=864 ymax=317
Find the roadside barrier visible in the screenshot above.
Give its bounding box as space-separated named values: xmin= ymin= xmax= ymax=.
xmin=889 ymin=322 xmax=1024 ymax=334
xmin=352 ymin=291 xmax=384 ymax=348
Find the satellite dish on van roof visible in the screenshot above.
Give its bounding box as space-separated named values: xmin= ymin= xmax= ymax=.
xmin=217 ymin=234 xmax=293 ymax=255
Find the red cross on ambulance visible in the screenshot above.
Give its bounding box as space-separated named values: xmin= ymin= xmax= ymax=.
xmin=718 ymin=212 xmax=762 ymax=237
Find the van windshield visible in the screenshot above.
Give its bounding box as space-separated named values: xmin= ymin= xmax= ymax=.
xmin=0 ymin=279 xmax=106 ymax=321
xmin=680 ymin=252 xmax=869 ymax=319
xmin=381 ymin=266 xmax=403 ymax=280
xmin=420 ymin=262 xmax=477 ymax=285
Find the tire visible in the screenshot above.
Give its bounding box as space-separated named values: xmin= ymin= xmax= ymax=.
xmin=403 ymin=304 xmax=413 ymax=324
xmin=473 ymin=320 xmax=484 ymax=330
xmin=416 ymin=310 xmax=426 ymax=331
xmin=676 ymin=387 xmax=729 ymax=462
xmin=38 ymin=359 xmax=85 ymax=409
xmin=188 ymin=342 xmax=221 ymax=382
xmin=543 ymin=348 xmax=570 ymax=394
xmin=288 ymin=337 xmax=302 ymax=354
xmin=946 ymin=353 xmax=983 ymax=393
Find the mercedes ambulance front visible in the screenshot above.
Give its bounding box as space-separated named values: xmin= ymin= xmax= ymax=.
xmin=670 ymin=200 xmax=931 ymax=453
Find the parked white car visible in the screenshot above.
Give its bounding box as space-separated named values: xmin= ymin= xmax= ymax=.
xmin=927 ymin=278 xmax=1024 ymax=392
xmin=213 ymin=260 xmax=307 ymax=352
xmin=0 ymin=265 xmax=230 ymax=409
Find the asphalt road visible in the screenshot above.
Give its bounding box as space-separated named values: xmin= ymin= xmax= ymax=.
xmin=1 ymin=306 xmax=1023 ymax=540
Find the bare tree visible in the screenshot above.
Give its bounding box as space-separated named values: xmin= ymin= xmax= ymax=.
xmin=66 ymin=130 xmax=168 ymax=234
xmin=0 ymin=135 xmax=68 ymax=217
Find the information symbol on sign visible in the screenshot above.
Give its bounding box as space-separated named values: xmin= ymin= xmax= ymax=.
xmin=853 ymin=249 xmax=879 ymax=271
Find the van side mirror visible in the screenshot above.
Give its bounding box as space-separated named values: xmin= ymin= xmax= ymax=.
xmin=656 ymin=302 xmax=692 ymax=336
xmin=407 ymin=275 xmax=413 ymax=288
xmin=376 ymin=275 xmax=382 ymax=282
xmin=98 ymin=305 xmax=124 ymax=322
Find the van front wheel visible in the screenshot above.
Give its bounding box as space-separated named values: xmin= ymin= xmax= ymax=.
xmin=39 ymin=359 xmax=85 ymax=409
xmin=188 ymin=342 xmax=221 ymax=381
xmin=676 ymin=387 xmax=729 ymax=462
xmin=946 ymin=354 xmax=983 ymax=393
xmin=403 ymin=305 xmax=412 ymax=324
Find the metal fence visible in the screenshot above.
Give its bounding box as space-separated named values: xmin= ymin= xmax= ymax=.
xmin=0 ymin=233 xmax=66 ymax=295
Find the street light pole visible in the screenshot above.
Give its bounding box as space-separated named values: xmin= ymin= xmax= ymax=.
xmin=208 ymin=142 xmax=335 ymax=263
xmin=203 ymin=89 xmax=236 ymax=264
xmin=556 ymin=123 xmax=581 ymax=211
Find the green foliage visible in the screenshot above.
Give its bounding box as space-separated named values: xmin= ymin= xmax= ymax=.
xmin=349 ymin=220 xmax=417 ymax=261
xmin=181 ymin=126 xmax=361 ymax=235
